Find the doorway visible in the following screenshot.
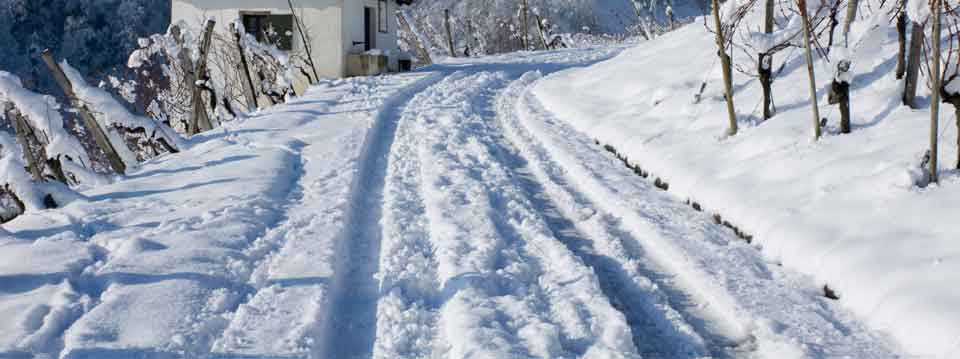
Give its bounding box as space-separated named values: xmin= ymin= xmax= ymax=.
xmin=363 ymin=7 xmax=376 ymax=51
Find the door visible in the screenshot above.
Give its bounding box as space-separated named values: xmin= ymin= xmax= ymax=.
xmin=364 ymin=7 xmax=375 ymax=51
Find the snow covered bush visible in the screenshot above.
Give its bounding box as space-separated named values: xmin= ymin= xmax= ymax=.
xmin=129 ymin=19 xmax=298 ymax=131
xmin=127 ymin=22 xmax=197 ymax=133
xmin=61 ymin=61 xmax=183 ymax=166
xmin=229 ymin=20 xmax=297 ymax=106
xmin=0 ymin=74 xmax=87 ymax=222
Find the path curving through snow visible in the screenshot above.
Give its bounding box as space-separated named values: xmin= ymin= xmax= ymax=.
xmin=0 ymin=45 xmax=906 ymax=359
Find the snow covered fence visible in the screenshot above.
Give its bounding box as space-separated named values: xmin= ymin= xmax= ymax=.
xmin=0 ymin=72 xmax=90 ymax=221
xmin=128 ymin=19 xmax=300 ymax=134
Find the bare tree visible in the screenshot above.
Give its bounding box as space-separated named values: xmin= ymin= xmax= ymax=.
xmin=288 ymin=0 xmax=320 ymax=83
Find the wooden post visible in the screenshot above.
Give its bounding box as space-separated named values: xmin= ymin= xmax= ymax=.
xmin=759 ymin=0 xmax=775 ymax=121
xmin=40 ymin=50 xmax=127 ymax=174
xmin=191 ymin=19 xmax=216 ymax=135
xmin=842 ymin=0 xmax=859 ymax=46
xmin=667 ymin=7 xmax=675 ymax=31
xmin=896 ymin=13 xmax=907 ymax=79
xmin=929 ymin=0 xmax=942 ymax=183
xmin=712 ymin=0 xmax=738 ymax=136
xmin=232 ymin=23 xmax=260 ymax=112
xmin=798 ymin=0 xmax=822 ymax=141
xmin=520 ymin=0 xmax=530 ymax=49
xmin=397 ymin=10 xmax=433 ymax=65
xmin=288 ymin=0 xmax=320 ymax=83
xmin=535 ymin=14 xmax=550 ymax=50
xmin=5 ymin=105 xmax=43 ymax=181
xmin=904 ymin=21 xmax=924 ymax=108
xmin=444 ymin=9 xmax=456 ymax=57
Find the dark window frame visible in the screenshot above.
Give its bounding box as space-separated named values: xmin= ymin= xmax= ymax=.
xmin=240 ymin=11 xmax=295 ymax=51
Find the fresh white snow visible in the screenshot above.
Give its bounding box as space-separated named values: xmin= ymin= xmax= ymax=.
xmin=535 ymin=19 xmax=960 ymax=358
xmin=0 ymin=23 xmax=936 ymax=359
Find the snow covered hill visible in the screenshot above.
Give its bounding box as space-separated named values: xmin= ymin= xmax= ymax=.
xmin=535 ymin=15 xmax=960 ymax=359
xmin=0 ymin=35 xmax=920 ymax=359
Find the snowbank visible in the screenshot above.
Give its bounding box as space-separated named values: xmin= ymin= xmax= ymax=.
xmin=534 ymin=21 xmax=960 ymax=357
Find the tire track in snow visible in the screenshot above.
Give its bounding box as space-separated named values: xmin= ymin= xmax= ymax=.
xmin=321 ymin=73 xmax=446 ymax=359
xmin=405 ymin=70 xmax=639 ymax=358
xmin=504 ymin=72 xmax=903 ymax=358
xmin=208 ymin=74 xmax=441 ymax=357
xmin=494 ymin=72 xmax=740 ymax=358
xmin=371 ymin=73 xmax=449 ymax=358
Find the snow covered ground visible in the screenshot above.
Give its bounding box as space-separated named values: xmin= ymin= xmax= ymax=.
xmin=534 ymin=18 xmax=960 ymax=359
xmin=0 ymin=30 xmax=927 ymax=359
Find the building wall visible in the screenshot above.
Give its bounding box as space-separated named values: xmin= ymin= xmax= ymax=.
xmin=171 ymin=0 xmax=343 ymax=86
xmin=340 ymin=0 xmax=400 ymax=71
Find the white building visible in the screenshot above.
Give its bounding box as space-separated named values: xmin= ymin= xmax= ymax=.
xmin=171 ymin=0 xmax=402 ymax=82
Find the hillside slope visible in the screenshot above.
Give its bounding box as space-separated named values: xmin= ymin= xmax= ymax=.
xmin=534 ymin=16 xmax=960 ymax=358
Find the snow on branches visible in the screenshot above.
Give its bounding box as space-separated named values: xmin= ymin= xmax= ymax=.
xmin=61 ymin=60 xmax=183 ymax=165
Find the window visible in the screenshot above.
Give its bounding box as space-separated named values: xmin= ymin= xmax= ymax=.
xmin=378 ymin=0 xmax=388 ymax=33
xmin=241 ymin=12 xmax=294 ymax=51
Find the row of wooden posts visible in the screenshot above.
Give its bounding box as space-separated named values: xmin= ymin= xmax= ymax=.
xmin=34 ymin=6 xmax=321 ymax=177
xmin=710 ymin=0 xmax=950 ymax=184
xmin=433 ymin=2 xmax=565 ymax=60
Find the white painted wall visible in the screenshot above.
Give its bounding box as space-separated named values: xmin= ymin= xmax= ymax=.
xmin=171 ymin=0 xmax=399 ymax=80
xmin=341 ymin=0 xmax=400 ymax=70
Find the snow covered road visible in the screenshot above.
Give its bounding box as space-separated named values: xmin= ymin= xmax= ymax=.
xmin=1 ymin=46 xmax=905 ymax=358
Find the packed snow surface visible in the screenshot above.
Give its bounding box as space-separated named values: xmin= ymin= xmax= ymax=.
xmin=0 ymin=33 xmax=915 ymax=358
xmin=534 ymin=19 xmax=960 ymax=358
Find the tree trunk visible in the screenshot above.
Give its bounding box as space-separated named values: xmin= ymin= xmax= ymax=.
xmin=288 ymin=0 xmax=320 ymax=83
xmin=233 ymin=25 xmax=260 ymax=112
xmin=759 ymin=53 xmax=773 ymax=121
xmin=929 ymin=0 xmax=942 ymax=183
xmin=827 ymin=4 xmax=839 ymax=49
xmin=712 ymin=0 xmax=738 ymax=136
xmin=830 ymin=80 xmax=851 ymax=133
xmin=798 ymin=0 xmax=822 ymax=140
xmin=904 ymin=21 xmax=924 ymax=108
xmin=41 ymin=50 xmax=127 ymax=174
xmin=191 ymin=19 xmax=216 ymax=135
xmin=842 ymin=0 xmax=859 ymax=46
xmin=759 ymin=0 xmax=775 ymax=121
xmin=535 ymin=14 xmax=550 ymax=50
xmin=444 ymin=9 xmax=456 ymax=57
xmin=896 ymin=13 xmax=907 ymax=79
xmin=764 ymin=0 xmax=775 ymax=33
